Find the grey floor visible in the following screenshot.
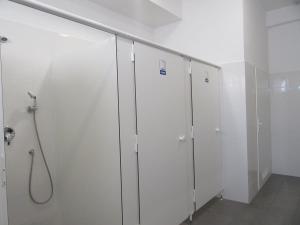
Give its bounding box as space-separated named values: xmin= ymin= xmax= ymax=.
xmin=184 ymin=174 xmax=300 ymax=225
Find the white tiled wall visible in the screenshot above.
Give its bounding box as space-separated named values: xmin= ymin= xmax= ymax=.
xmin=268 ymin=5 xmax=300 ymax=177
xmin=271 ymin=71 xmax=300 ymax=177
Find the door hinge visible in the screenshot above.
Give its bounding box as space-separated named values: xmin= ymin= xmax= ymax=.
xmin=256 ymin=119 xmax=260 ymax=133
xmin=193 ymin=189 xmax=196 ymax=203
xmin=134 ymin=134 xmax=138 ymax=153
xmin=188 ymin=61 xmax=192 ymax=75
xmin=191 ymin=126 xmax=194 ymax=139
xmin=1 ymin=168 xmax=6 ymax=188
xmin=131 ymin=43 xmax=135 ymax=62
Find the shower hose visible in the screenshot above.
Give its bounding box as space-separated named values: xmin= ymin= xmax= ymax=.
xmin=28 ymin=111 xmax=54 ymax=204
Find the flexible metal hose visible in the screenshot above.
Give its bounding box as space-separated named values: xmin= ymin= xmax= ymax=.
xmin=29 ymin=111 xmax=54 ymax=204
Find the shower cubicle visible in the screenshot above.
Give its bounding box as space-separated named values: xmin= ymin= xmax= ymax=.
xmin=0 ymin=1 xmax=223 ymax=225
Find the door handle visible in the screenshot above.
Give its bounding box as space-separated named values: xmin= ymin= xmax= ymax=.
xmin=178 ymin=135 xmax=186 ymax=142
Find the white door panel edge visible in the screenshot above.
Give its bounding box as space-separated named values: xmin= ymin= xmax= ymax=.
xmin=255 ymin=67 xmax=260 ymax=190
xmin=117 ymin=37 xmax=140 ymax=225
xmin=191 ymin=61 xmax=222 ymax=210
xmin=0 ymin=41 xmax=9 ymax=225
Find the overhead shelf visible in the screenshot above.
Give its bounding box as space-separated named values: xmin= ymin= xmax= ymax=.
xmin=90 ymin=0 xmax=182 ymax=27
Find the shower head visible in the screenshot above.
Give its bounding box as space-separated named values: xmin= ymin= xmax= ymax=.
xmin=27 ymin=91 xmax=36 ymax=100
xmin=27 ymin=91 xmax=38 ymax=113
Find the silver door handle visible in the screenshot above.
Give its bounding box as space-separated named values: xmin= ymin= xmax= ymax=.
xmin=178 ymin=135 xmax=186 ymax=142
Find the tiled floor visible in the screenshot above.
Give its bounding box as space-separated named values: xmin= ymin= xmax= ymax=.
xmin=184 ymin=174 xmax=300 ymax=225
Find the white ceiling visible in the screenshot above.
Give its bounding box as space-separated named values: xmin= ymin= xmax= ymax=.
xmin=263 ymin=0 xmax=300 ymax=11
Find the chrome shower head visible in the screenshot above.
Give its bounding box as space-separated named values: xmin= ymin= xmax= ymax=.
xmin=27 ymin=91 xmax=36 ymax=100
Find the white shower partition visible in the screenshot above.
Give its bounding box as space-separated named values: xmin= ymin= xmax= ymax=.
xmin=0 ymin=15 xmax=122 ymax=225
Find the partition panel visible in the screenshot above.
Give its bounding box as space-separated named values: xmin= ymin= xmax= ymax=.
xmin=134 ymin=43 xmax=192 ymax=225
xmin=1 ymin=15 xmax=122 ymax=225
xmin=191 ymin=62 xmax=222 ymax=209
xmin=245 ymin=63 xmax=259 ymax=201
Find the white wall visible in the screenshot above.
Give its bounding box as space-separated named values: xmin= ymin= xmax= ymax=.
xmin=154 ymin=0 xmax=245 ymax=65
xmin=268 ymin=13 xmax=300 ymax=73
xmin=21 ymin=0 xmax=156 ymax=40
xmin=266 ymin=4 xmax=300 ymax=28
xmin=268 ymin=5 xmax=300 ymax=177
xmin=86 ymin=0 xmax=182 ymax=27
xmin=243 ymin=0 xmax=269 ymax=72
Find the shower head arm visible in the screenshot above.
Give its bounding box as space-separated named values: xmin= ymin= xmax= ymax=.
xmin=27 ymin=91 xmax=37 ymax=100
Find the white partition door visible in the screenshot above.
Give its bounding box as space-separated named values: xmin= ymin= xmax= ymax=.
xmin=134 ymin=43 xmax=192 ymax=225
xmin=0 ymin=14 xmax=122 ymax=225
xmin=256 ymin=69 xmax=271 ymax=188
xmin=191 ymin=62 xmax=222 ymax=209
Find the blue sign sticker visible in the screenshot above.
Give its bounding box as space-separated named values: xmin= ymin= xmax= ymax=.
xmin=159 ymin=60 xmax=167 ymax=76
xmin=160 ymin=69 xmax=166 ymax=75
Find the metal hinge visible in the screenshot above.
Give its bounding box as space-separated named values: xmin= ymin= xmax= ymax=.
xmin=193 ymin=189 xmax=196 ymax=203
xmin=134 ymin=134 xmax=138 ymax=153
xmin=1 ymin=168 xmax=6 ymax=187
xmin=0 ymin=36 xmax=8 ymax=43
xmin=131 ymin=43 xmax=135 ymax=62
xmin=188 ymin=61 xmax=192 ymax=75
xmin=191 ymin=126 xmax=194 ymax=139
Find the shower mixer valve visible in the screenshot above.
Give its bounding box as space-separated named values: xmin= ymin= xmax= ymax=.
xmin=4 ymin=126 xmax=15 ymax=146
